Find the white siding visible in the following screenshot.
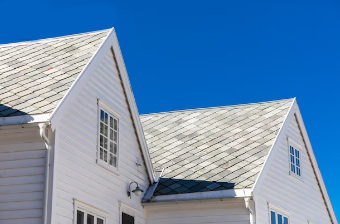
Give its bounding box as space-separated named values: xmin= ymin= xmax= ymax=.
xmin=0 ymin=127 xmax=46 ymax=224
xmin=254 ymin=105 xmax=332 ymax=224
xmin=145 ymin=199 xmax=250 ymax=224
xmin=53 ymin=48 xmax=150 ymax=224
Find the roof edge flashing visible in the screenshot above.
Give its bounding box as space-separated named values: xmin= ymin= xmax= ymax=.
xmin=143 ymin=188 xmax=252 ymax=204
xmin=0 ymin=113 xmax=50 ymax=126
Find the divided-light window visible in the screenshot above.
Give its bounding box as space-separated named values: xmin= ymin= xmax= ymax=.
xmin=270 ymin=210 xmax=289 ymax=224
xmin=99 ymin=109 xmax=119 ymax=167
xmin=77 ymin=209 xmax=105 ymax=224
xmin=289 ymin=145 xmax=301 ymax=177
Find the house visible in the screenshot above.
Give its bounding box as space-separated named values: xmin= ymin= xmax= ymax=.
xmin=0 ymin=28 xmax=337 ymax=224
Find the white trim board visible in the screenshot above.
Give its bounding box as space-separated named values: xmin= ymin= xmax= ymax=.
xmin=143 ymin=188 xmax=252 ymax=204
xmin=0 ymin=113 xmax=50 ymax=126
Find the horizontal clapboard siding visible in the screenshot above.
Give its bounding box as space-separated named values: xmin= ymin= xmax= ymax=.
xmin=0 ymin=129 xmax=45 ymax=224
xmin=255 ymin=109 xmax=332 ymax=224
xmin=54 ymin=49 xmax=149 ymax=223
xmin=145 ymin=200 xmax=250 ymax=224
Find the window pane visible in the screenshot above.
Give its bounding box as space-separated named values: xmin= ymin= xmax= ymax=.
xmin=122 ymin=213 xmax=135 ymax=224
xmin=284 ymin=217 xmax=288 ymax=224
xmin=112 ymin=156 xmax=117 ymax=167
xmin=104 ymin=125 xmax=108 ymax=136
xmin=110 ymin=129 xmax=113 ymax=140
xmin=271 ymin=211 xmax=276 ymax=224
xmin=100 ymin=110 xmax=105 ymax=122
xmin=104 ymin=150 xmax=107 ymax=162
xmin=104 ymin=112 xmax=108 ymax=124
xmin=114 ymin=143 xmax=117 ymax=154
xmin=100 ymin=135 xmax=104 ymax=147
xmin=114 ymin=131 xmax=117 ymax=142
xmin=97 ymin=218 xmax=104 ymax=224
xmin=110 ymin=117 xmax=113 ymax=128
xmin=87 ymin=214 xmax=94 ymax=224
xmin=295 ymin=149 xmax=299 ymax=158
xmin=278 ymin=214 xmax=282 ymax=224
xmin=100 ymin=148 xmax=103 ymax=160
xmin=103 ymin=137 xmax=108 ymax=149
xmin=109 ymin=154 xmax=114 ymax=166
xmin=110 ymin=142 xmax=114 ymax=153
xmin=77 ymin=210 xmax=84 ymax=224
xmin=114 ymin=119 xmax=118 ymax=131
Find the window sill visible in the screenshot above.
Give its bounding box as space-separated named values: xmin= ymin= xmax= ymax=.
xmin=289 ymin=171 xmax=303 ymax=183
xmin=97 ymin=160 xmax=120 ymax=176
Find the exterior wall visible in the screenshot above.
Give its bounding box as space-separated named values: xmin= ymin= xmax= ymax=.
xmin=53 ymin=48 xmax=150 ymax=224
xmin=145 ymin=199 xmax=250 ymax=224
xmin=254 ymin=103 xmax=332 ymax=224
xmin=0 ymin=125 xmax=46 ymax=224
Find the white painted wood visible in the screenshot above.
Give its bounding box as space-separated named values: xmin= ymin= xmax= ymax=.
xmin=253 ymin=102 xmax=333 ymax=224
xmin=52 ymin=48 xmax=150 ymax=223
xmin=49 ymin=29 xmax=155 ymax=183
xmin=0 ymin=127 xmax=45 ymax=224
xmin=145 ymin=200 xmax=250 ymax=224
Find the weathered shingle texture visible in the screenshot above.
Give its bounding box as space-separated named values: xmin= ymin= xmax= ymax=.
xmin=0 ymin=30 xmax=109 ymax=117
xmin=140 ymin=99 xmax=293 ymax=196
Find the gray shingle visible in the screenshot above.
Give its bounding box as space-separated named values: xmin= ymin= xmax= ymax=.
xmin=0 ymin=29 xmax=110 ymax=117
xmin=140 ymin=99 xmax=293 ymax=196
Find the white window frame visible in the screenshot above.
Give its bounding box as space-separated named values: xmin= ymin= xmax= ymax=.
xmin=97 ymin=100 xmax=121 ymax=174
xmin=287 ymin=138 xmax=303 ymax=180
xmin=119 ymin=201 xmax=138 ymax=224
xmin=268 ymin=203 xmax=290 ymax=224
xmin=73 ymin=199 xmax=108 ymax=224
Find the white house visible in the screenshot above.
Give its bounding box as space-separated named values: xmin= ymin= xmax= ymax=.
xmin=0 ymin=28 xmax=337 ymax=224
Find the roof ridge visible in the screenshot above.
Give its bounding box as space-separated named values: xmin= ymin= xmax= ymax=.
xmin=0 ymin=28 xmax=112 ymax=49
xmin=140 ymin=98 xmax=295 ymax=117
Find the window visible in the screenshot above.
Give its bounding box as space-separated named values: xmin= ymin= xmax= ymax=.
xmin=119 ymin=202 xmax=138 ymax=224
xmin=270 ymin=210 xmax=289 ymax=224
xmin=289 ymin=145 xmax=301 ymax=177
xmin=98 ymin=108 xmax=119 ymax=168
xmin=268 ymin=203 xmax=290 ymax=224
xmin=76 ymin=209 xmax=105 ymax=224
xmin=122 ymin=213 xmax=135 ymax=224
xmin=74 ymin=200 xmax=107 ymax=224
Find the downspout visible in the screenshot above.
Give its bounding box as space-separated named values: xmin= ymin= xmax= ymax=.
xmin=245 ymin=197 xmax=256 ymax=224
xmin=40 ymin=122 xmax=51 ymax=224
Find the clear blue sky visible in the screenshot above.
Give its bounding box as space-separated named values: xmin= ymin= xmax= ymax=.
xmin=1 ymin=0 xmax=339 ymax=218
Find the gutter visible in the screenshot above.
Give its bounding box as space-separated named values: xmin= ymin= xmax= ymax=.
xmin=143 ymin=188 xmax=252 ymax=205
xmin=0 ymin=113 xmax=50 ymax=126
xmin=39 ymin=122 xmax=52 ymax=224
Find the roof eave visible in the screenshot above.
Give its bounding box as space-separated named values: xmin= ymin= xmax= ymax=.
xmin=143 ymin=188 xmax=253 ymax=204
xmin=0 ymin=113 xmax=50 ymax=126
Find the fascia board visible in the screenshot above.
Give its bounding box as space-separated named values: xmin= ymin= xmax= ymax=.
xmin=143 ymin=188 xmax=253 ymax=204
xmin=0 ymin=113 xmax=50 ymax=126
xmin=110 ymin=30 xmax=156 ymax=183
xmin=252 ymin=98 xmax=296 ymax=194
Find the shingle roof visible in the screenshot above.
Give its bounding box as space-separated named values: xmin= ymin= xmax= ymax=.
xmin=0 ymin=29 xmax=110 ymax=117
xmin=140 ymin=99 xmax=293 ymax=196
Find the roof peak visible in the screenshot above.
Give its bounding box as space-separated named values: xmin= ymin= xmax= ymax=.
xmin=0 ymin=28 xmax=112 ymax=49
xmin=140 ymin=98 xmax=295 ymax=117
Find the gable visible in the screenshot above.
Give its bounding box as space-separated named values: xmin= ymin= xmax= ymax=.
xmin=252 ymin=100 xmax=337 ymax=224
xmin=0 ymin=30 xmax=109 ymax=117
xmin=140 ymin=99 xmax=293 ymax=196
